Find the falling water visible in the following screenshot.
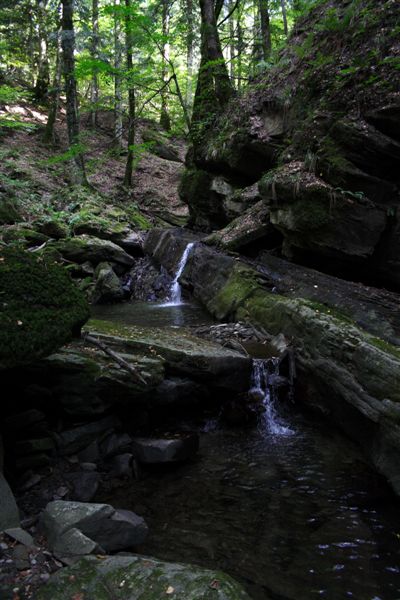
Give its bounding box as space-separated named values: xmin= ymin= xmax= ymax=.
xmin=250 ymin=358 xmax=294 ymax=436
xmin=166 ymin=242 xmax=195 ymax=306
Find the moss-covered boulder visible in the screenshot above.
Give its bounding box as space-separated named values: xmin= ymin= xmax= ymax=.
xmin=0 ymin=198 xmax=20 ymax=225
xmin=52 ymin=235 xmax=135 ymax=267
xmin=0 ymin=248 xmax=89 ymax=369
xmin=1 ymin=225 xmax=49 ymax=248
xmin=36 ymin=555 xmax=251 ymax=600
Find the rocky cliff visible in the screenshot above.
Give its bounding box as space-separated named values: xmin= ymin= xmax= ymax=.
xmin=181 ymin=0 xmax=400 ymax=290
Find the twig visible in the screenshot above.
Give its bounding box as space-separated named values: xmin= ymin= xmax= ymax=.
xmin=83 ymin=332 xmax=147 ymax=385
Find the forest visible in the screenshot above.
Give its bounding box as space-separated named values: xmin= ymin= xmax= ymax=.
xmin=0 ymin=0 xmax=400 ymax=599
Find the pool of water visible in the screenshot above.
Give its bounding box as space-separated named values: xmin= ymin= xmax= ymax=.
xmin=91 ymin=300 xmax=215 ymax=328
xmin=99 ymin=417 xmax=400 ymax=600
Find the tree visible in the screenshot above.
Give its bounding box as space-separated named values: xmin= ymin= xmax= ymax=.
xmin=113 ymin=0 xmax=123 ymax=149
xmin=61 ymin=0 xmax=87 ymax=184
xmin=123 ymin=0 xmax=136 ymax=187
xmin=191 ymin=0 xmax=234 ymax=135
xmin=259 ymin=0 xmax=271 ymax=62
xmin=34 ymin=0 xmax=50 ymax=101
xmin=90 ymin=0 xmax=100 ymax=127
xmin=159 ymin=0 xmax=171 ymax=130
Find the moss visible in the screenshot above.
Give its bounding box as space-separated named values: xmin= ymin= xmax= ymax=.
xmin=368 ymin=336 xmax=400 ymax=360
xmin=0 ymin=198 xmax=20 ymax=225
xmin=0 ymin=247 xmax=89 ymax=369
xmin=2 ymin=226 xmax=49 ymax=247
xmin=207 ymin=264 xmax=263 ymax=320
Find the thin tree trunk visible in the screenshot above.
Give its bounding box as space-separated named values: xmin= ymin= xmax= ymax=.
xmin=61 ymin=0 xmax=86 ymax=185
xmin=124 ymin=0 xmax=135 ymax=187
xmin=91 ymin=0 xmax=99 ymax=127
xmin=259 ymin=0 xmax=271 ymax=62
xmin=185 ymin=0 xmax=195 ymax=115
xmin=43 ymin=27 xmax=62 ymax=143
xmin=281 ymin=0 xmax=288 ymax=36
xmin=34 ymin=0 xmax=50 ymax=101
xmin=236 ymin=3 xmax=243 ymax=91
xmin=229 ymin=0 xmax=235 ymax=84
xmin=159 ymin=0 xmax=171 ymax=131
xmin=113 ymin=0 xmax=123 ymax=149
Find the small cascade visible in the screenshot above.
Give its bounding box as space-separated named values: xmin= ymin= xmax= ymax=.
xmin=166 ymin=242 xmax=195 ymax=306
xmin=250 ymin=358 xmax=294 ymax=436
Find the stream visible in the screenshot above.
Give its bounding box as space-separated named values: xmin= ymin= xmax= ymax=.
xmin=94 ymin=299 xmax=400 ymax=600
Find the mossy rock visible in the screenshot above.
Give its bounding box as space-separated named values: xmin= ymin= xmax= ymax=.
xmin=2 ymin=225 xmax=49 ymax=248
xmin=35 ymin=555 xmax=251 ymax=600
xmin=0 ymin=247 xmax=89 ymax=369
xmin=0 ymin=198 xmax=20 ymax=225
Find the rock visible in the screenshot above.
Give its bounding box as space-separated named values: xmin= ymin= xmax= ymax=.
xmin=205 ymin=200 xmax=278 ymax=252
xmin=2 ymin=225 xmax=49 ymax=248
xmin=14 ymin=437 xmax=54 ymax=456
xmin=259 ymin=161 xmax=387 ymax=262
xmin=0 ymin=473 xmax=20 ymax=531
xmin=86 ymin=319 xmax=251 ymax=392
xmin=100 ymin=433 xmax=132 ymax=459
xmin=82 ymin=508 xmax=148 ymax=552
xmin=0 ymin=198 xmax=20 ymax=224
xmin=132 ymin=433 xmax=199 ymax=464
xmin=52 ymin=527 xmax=99 ymax=557
xmin=92 ymin=262 xmax=124 ymax=304
xmin=53 ymin=416 xmax=120 ymax=456
xmin=3 ymin=409 xmax=47 ymax=434
xmin=142 ymin=127 xmax=182 ymax=162
xmin=78 ymin=442 xmax=100 ymax=463
xmin=41 ymin=501 xmax=148 ymax=554
xmin=0 ymin=247 xmax=89 ymax=370
xmin=4 ymin=528 xmax=34 ymax=547
xmin=129 ymin=257 xmax=173 ymax=301
xmin=65 ymin=472 xmax=100 ymax=502
xmin=152 ymin=377 xmax=207 ymax=407
xmin=33 ymin=219 xmax=69 ymax=239
xmin=35 ymin=554 xmax=252 ymax=600
xmin=52 ymin=235 xmax=135 ymax=267
xmin=12 ymin=544 xmax=30 ymax=570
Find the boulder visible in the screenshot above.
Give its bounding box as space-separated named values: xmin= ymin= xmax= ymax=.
xmin=92 ymin=262 xmax=124 ymax=304
xmin=1 ymin=225 xmax=49 ymax=248
xmin=52 ymin=527 xmax=99 ymax=557
xmin=35 ymin=555 xmax=251 ymax=600
xmin=65 ymin=471 xmax=101 ymax=502
xmin=142 ymin=127 xmax=182 ymax=162
xmin=40 ymin=500 xmax=148 ymax=553
xmin=53 ymin=416 xmax=120 ymax=456
xmin=52 ymin=235 xmax=135 ymax=267
xmin=0 ymin=247 xmax=89 ymax=369
xmin=0 ymin=473 xmax=20 ymax=532
xmin=132 ymin=433 xmax=199 ymax=464
xmin=0 ymin=198 xmax=20 ymax=224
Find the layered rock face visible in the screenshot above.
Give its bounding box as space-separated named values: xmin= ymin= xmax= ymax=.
xmin=145 ymin=228 xmax=400 ymax=494
xmin=181 ymin=0 xmax=400 ymax=289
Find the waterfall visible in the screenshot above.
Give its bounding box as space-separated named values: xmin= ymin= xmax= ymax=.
xmin=167 ymin=242 xmax=195 ymax=306
xmin=250 ymin=358 xmax=294 ymax=436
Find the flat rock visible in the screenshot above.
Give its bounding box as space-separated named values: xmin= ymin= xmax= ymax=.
xmin=35 ymin=554 xmax=252 ymax=600
xmin=85 ymin=320 xmax=252 ymax=391
xmin=52 ymin=527 xmax=99 ymax=557
xmin=53 ymin=235 xmax=135 ymax=267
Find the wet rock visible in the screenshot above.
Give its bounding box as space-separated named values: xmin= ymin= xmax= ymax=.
xmin=0 ymin=474 xmax=20 ymax=531
xmin=35 ymin=554 xmax=251 ymax=600
xmin=132 ymin=433 xmax=199 ymax=464
xmin=129 ymin=257 xmax=172 ymax=301
xmin=92 ymin=262 xmax=124 ymax=304
xmin=152 ymin=377 xmax=207 ymax=407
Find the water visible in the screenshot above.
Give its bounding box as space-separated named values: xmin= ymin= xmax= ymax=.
xmin=91 ymin=299 xmax=214 ymax=329
xmin=163 ymin=242 xmax=195 ymax=306
xmin=99 ymin=421 xmax=400 ymax=600
xmin=250 ymin=358 xmax=294 ymax=436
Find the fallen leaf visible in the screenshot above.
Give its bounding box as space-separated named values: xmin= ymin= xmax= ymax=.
xmin=166 ymin=586 xmax=175 ymax=594
xmin=210 ymin=579 xmax=220 ymax=590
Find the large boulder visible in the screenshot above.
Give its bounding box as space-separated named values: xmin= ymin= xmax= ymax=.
xmin=0 ymin=247 xmax=89 ymax=369
xmin=35 ymin=555 xmax=251 ymax=600
xmin=52 ymin=235 xmax=135 ymax=267
xmin=0 ymin=473 xmax=20 ymax=532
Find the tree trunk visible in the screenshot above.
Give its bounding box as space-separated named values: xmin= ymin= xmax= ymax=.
xmin=191 ymin=0 xmax=234 ymax=132
xmin=34 ymin=0 xmax=50 ymax=100
xmin=91 ymin=0 xmax=99 ymax=127
xmin=228 ymin=0 xmax=235 ymax=84
xmin=113 ymin=0 xmax=123 ymax=149
xmin=43 ymin=27 xmax=62 ymax=143
xmin=236 ymin=3 xmax=243 ymax=91
xmin=123 ymin=0 xmax=135 ymax=187
xmin=259 ymin=0 xmax=271 ymax=62
xmin=185 ymin=0 xmax=195 ymax=115
xmin=61 ymin=0 xmax=86 ymax=185
xmin=281 ymin=0 xmax=288 ymax=36
xmin=159 ymin=0 xmax=171 ymax=131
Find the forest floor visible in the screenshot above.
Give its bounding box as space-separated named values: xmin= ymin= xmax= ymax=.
xmin=0 ymin=101 xmax=189 ymax=228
